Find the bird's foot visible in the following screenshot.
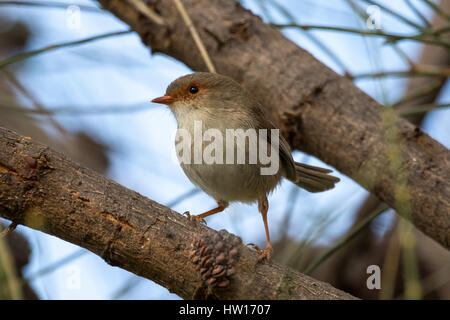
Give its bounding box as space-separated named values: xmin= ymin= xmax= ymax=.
xmin=247 ymin=243 xmax=272 ymax=261
xmin=183 ymin=211 xmax=207 ymax=225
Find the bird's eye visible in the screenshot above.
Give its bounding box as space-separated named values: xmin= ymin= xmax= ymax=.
xmin=189 ymin=86 xmax=199 ymax=94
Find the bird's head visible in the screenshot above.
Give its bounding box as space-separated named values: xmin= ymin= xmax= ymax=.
xmin=152 ymin=72 xmax=252 ymax=120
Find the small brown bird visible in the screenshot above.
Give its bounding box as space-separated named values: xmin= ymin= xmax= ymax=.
xmin=152 ymin=72 xmax=339 ymax=260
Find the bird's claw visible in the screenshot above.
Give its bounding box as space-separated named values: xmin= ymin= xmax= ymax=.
xmin=247 ymin=243 xmax=272 ymax=261
xmin=183 ymin=211 xmax=207 ymax=225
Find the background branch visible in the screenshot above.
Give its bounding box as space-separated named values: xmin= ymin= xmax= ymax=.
xmin=0 ymin=30 xmax=132 ymax=69
xmin=173 ymin=0 xmax=216 ymax=73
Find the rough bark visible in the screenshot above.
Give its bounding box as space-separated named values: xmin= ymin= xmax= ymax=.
xmin=0 ymin=126 xmax=355 ymax=300
xmin=96 ymin=0 xmax=450 ymax=250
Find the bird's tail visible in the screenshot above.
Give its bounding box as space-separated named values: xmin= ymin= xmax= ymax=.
xmin=289 ymin=162 xmax=340 ymax=193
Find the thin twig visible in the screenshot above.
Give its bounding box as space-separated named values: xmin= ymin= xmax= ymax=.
xmin=172 ymin=0 xmax=216 ymax=73
xmin=404 ymin=0 xmax=431 ymax=28
xmin=381 ymin=104 xmax=421 ymax=299
xmin=391 ymin=79 xmax=444 ymax=107
xmin=0 ymin=30 xmax=132 ymax=69
xmin=303 ymin=204 xmax=388 ymax=275
xmin=345 ymin=0 xmax=390 ymax=104
xmin=0 ymin=101 xmax=154 ymax=115
xmin=350 ymin=66 xmax=450 ymax=79
xmin=358 ymin=0 xmax=424 ymax=30
xmin=379 ymin=221 xmax=400 ymax=300
xmin=345 ymin=0 xmax=416 ymax=69
xmin=0 ymin=0 xmax=102 ymax=12
xmin=266 ymin=0 xmax=350 ymax=74
xmin=25 ymin=249 xmax=87 ymax=282
xmin=3 ymin=70 xmax=68 ymax=137
xmin=284 ymin=198 xmax=356 ymax=269
xmin=400 ymin=103 xmax=450 ymax=116
xmin=110 ymin=275 xmax=142 ymax=299
xmin=126 ymin=0 xmax=165 ymax=25
xmin=0 ymin=221 xmax=18 ymax=239
xmin=255 ymin=0 xmax=274 ymax=22
xmin=433 ymin=25 xmax=450 ymax=35
xmin=399 ymin=219 xmax=422 ymax=299
xmin=391 ymin=45 xmax=416 ymax=67
xmin=423 ymin=0 xmax=450 ymax=21
xmin=166 ymin=188 xmax=201 ymax=207
xmin=274 ymin=24 xmax=450 ymax=49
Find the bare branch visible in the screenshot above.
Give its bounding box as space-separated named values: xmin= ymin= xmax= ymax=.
xmin=0 ymin=30 xmax=132 ymax=69
xmin=0 ymin=221 xmax=18 ymax=238
xmin=303 ymin=204 xmax=389 ymax=275
xmin=0 ymin=101 xmax=153 ymax=115
xmin=126 ymin=0 xmax=165 ymax=25
xmin=172 ymin=0 xmax=216 ymax=73
xmin=423 ymin=0 xmax=450 ymax=21
xmin=0 ymin=126 xmax=356 ymax=300
xmin=358 ymin=0 xmax=424 ymax=30
xmin=274 ymin=24 xmax=450 ymax=49
xmin=349 ymin=66 xmax=450 ymax=79
xmin=404 ymin=0 xmax=432 ymax=28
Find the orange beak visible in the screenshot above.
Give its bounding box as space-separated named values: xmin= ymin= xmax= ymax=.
xmin=151 ymin=95 xmax=176 ymax=105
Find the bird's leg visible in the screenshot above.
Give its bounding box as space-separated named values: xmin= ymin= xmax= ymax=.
xmin=184 ymin=200 xmax=228 ymax=224
xmin=248 ymin=195 xmax=272 ymax=261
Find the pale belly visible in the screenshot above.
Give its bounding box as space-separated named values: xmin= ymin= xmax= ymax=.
xmin=175 ymin=112 xmax=284 ymax=202
xmin=180 ymin=162 xmax=283 ymax=203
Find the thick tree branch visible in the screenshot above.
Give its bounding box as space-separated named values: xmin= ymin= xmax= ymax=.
xmin=0 ymin=126 xmax=355 ymax=300
xmin=96 ymin=0 xmax=450 ymax=250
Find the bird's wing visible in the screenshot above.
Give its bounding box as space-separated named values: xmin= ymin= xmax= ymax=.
xmin=249 ymin=102 xmax=297 ymax=180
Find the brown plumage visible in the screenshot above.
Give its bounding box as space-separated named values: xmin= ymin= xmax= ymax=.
xmin=152 ymin=72 xmax=340 ymax=259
